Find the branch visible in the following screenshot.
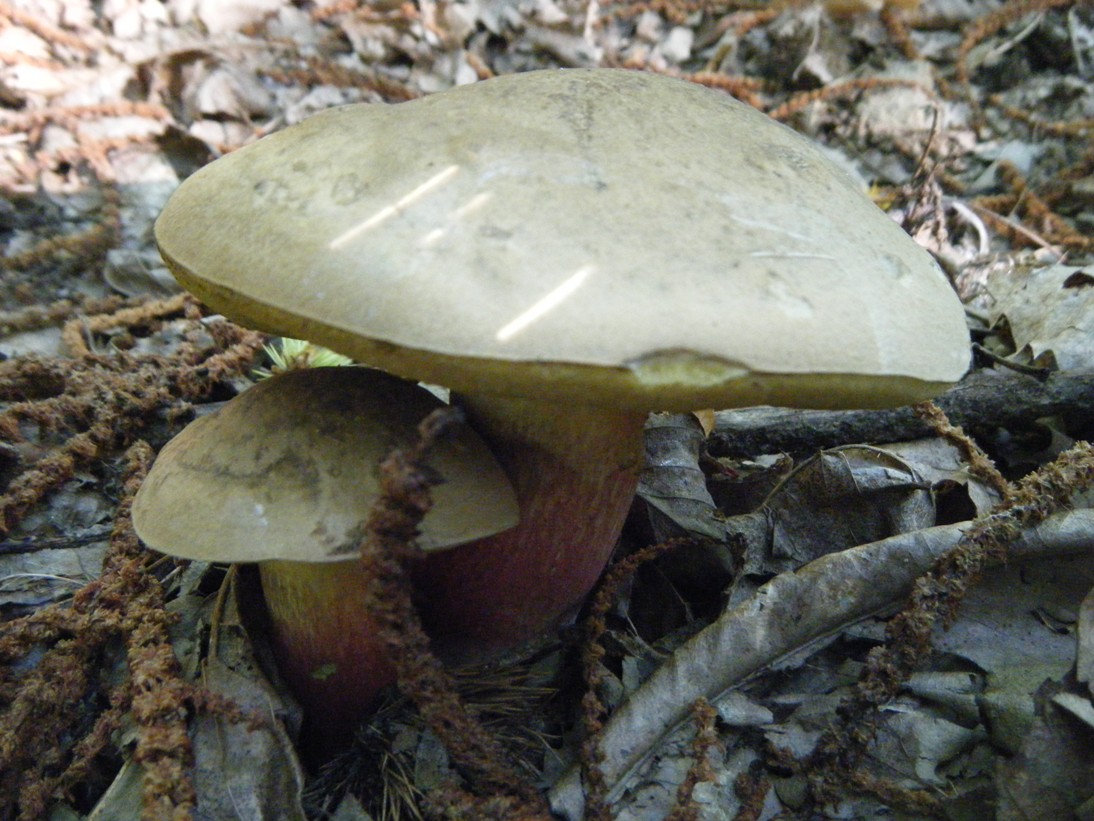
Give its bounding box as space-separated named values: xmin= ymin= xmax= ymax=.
xmin=709 ymin=368 xmax=1094 ymax=457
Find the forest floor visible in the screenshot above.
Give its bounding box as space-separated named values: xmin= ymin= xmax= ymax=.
xmin=0 ymin=1 xmax=1092 ymax=820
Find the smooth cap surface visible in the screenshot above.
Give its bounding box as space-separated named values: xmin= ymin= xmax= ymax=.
xmin=132 ymin=367 xmax=519 ymax=563
xmin=156 ymin=69 xmax=969 ymax=411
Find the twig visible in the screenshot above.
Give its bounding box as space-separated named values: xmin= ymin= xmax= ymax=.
xmin=709 ymin=368 xmax=1094 ymax=458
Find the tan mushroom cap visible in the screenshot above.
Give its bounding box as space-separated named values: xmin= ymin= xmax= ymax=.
xmin=156 ymin=69 xmax=969 ymax=412
xmin=132 ymin=367 xmax=519 ymax=563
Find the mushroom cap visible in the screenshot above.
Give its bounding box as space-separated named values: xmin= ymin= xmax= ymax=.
xmin=132 ymin=367 xmax=519 ymax=563
xmin=155 ymin=69 xmax=968 ymax=412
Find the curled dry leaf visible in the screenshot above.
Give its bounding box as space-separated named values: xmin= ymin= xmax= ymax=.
xmin=549 ymin=508 xmax=1094 ymax=819
xmin=760 ymin=444 xmax=937 ymax=571
xmin=637 ymin=412 xmax=724 ymax=543
xmin=988 ymin=263 xmax=1094 ymax=370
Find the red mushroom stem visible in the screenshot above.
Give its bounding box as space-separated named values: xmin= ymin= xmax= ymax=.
xmin=259 ymin=560 xmax=398 ymax=758
xmin=414 ymin=394 xmax=648 ymax=663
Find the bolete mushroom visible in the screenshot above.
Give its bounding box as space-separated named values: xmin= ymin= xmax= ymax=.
xmin=131 ymin=366 xmax=518 ymax=753
xmin=151 ymin=69 xmax=969 ymax=663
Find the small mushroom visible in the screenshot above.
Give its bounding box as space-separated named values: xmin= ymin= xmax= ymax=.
xmin=153 ymin=69 xmax=969 ymax=663
xmin=131 ymin=366 xmax=518 ymax=754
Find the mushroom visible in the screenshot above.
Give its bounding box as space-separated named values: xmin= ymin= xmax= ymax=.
xmin=151 ymin=69 xmax=969 ymax=663
xmin=131 ymin=366 xmax=518 ymax=754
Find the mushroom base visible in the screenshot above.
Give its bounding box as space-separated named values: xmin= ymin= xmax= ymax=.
xmin=259 ymin=559 xmax=397 ymax=760
xmin=414 ymin=395 xmax=648 ymax=663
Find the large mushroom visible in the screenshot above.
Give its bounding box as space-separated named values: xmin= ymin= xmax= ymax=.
xmin=151 ymin=69 xmax=969 ymax=664
xmin=132 ymin=366 xmax=518 ymax=754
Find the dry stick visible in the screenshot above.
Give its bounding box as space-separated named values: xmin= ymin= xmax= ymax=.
xmin=357 ymin=407 xmax=551 ymax=818
xmin=0 ymin=525 xmax=114 ymax=557
xmin=709 ymin=368 xmax=1094 ymax=458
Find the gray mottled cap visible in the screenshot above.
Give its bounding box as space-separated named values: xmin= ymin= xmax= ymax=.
xmin=132 ymin=367 xmax=519 ymax=563
xmin=156 ymin=69 xmax=969 ymax=411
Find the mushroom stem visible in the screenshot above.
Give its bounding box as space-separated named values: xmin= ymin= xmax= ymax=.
xmin=259 ymin=559 xmax=397 ymax=756
xmin=414 ymin=394 xmax=647 ymax=662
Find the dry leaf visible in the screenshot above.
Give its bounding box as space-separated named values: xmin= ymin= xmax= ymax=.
xmin=988 ymin=263 xmax=1094 ymax=369
xmin=549 ymin=508 xmax=1094 ymax=819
